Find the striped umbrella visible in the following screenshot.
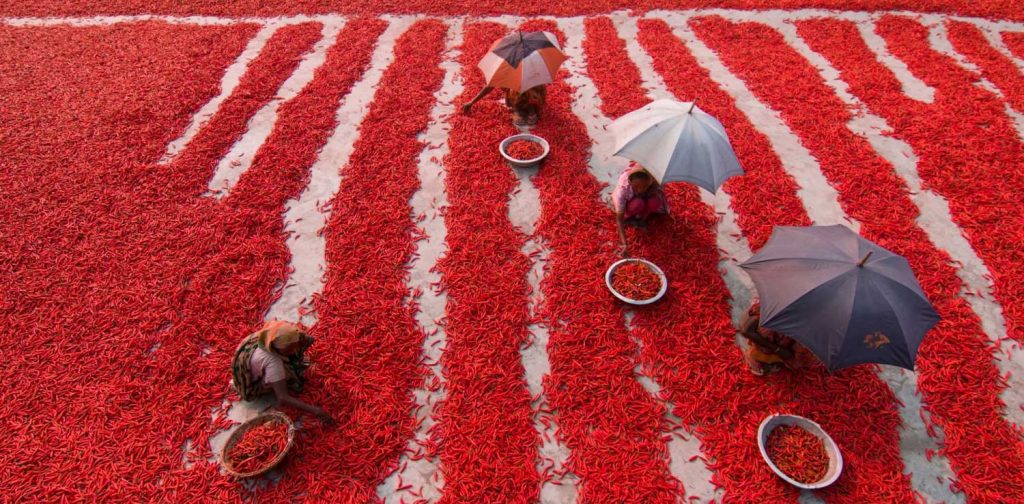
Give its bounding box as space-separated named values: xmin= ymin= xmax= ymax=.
xmin=478 ymin=31 xmax=567 ymax=93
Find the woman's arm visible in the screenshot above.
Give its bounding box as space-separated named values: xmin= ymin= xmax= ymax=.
xmin=270 ymin=380 xmax=335 ymax=424
xmin=461 ymin=86 xmax=494 ymax=114
xmin=739 ymin=322 xmax=794 ymax=359
xmin=656 ymin=186 xmax=670 ymax=213
xmin=740 ymin=329 xmax=780 ymax=353
xmin=739 ymin=315 xmax=774 ymax=349
xmin=530 ymin=86 xmax=547 ymax=117
xmin=739 ymin=311 xmax=794 ymax=359
xmin=616 ymin=212 xmax=628 ymax=256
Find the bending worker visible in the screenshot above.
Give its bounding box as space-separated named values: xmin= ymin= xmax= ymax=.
xmin=613 ymin=163 xmax=669 ymax=257
xmin=232 ymin=320 xmax=334 ymax=423
xmin=461 ymin=84 xmax=547 ymax=126
xmin=738 ymin=302 xmax=803 ymax=376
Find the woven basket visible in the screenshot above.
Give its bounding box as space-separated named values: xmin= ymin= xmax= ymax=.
xmin=220 ymin=411 xmax=295 ymax=478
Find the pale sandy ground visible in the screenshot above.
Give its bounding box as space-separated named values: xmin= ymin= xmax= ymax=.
xmin=100 ymin=9 xmax=1024 ymax=503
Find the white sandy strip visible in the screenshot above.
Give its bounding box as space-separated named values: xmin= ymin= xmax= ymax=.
xmin=613 ymin=14 xmax=763 ymax=503
xmin=673 ymin=12 xmax=960 ymax=503
xmin=968 ymin=23 xmax=1024 ymax=74
xmin=618 ymin=310 xmax=710 ymax=504
xmin=653 ymin=11 xmax=960 ymax=502
xmin=995 ymin=30 xmax=1024 ymax=72
xmin=205 ymin=17 xmax=415 ymax=464
xmin=511 ymin=167 xmax=579 ymax=504
xmin=263 ymin=16 xmax=416 ymax=325
xmin=477 ymin=15 xmax=581 ymax=503
xmin=614 ymin=14 xmax=757 ymax=324
xmin=651 ymin=14 xmax=853 ymax=236
xmin=856 ymin=15 xmax=1024 ymax=376
xmin=205 ymin=20 xmax=345 ymax=198
xmin=912 ymin=26 xmax=1024 ymax=424
xmin=768 ymin=20 xmax=981 ymax=500
xmin=158 ymin=23 xmax=281 ymax=164
xmin=918 ymin=16 xmax=1024 ymax=142
xmin=558 ymin=16 xmax=702 ymax=502
xmin=853 ymin=18 xmax=1024 ymax=430
xmin=556 ymin=17 xmax=626 ymax=194
xmin=375 ymin=19 xmax=462 ymax=504
xmin=505 ymin=131 xmax=579 ymax=502
xmin=623 ymin=12 xmax=813 ymax=503
xmin=853 ymin=18 xmax=939 ymax=103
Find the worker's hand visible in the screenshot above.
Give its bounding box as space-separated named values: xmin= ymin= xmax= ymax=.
xmin=312 ymin=407 xmax=336 ymax=425
xmin=460 ymin=103 xmax=471 ymax=115
xmin=617 ymin=243 xmax=629 ymax=258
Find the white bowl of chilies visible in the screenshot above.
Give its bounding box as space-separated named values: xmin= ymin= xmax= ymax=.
xmin=605 ymin=258 xmax=668 ymax=305
xmin=757 ymin=414 xmax=843 ymax=489
xmin=499 ymin=133 xmax=549 ymax=168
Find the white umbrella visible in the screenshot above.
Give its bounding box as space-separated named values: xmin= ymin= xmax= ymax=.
xmin=609 ymin=99 xmax=744 ymax=193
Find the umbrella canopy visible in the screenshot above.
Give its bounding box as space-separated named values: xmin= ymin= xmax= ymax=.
xmin=739 ymin=225 xmax=940 ymax=372
xmin=609 ymin=99 xmax=744 ymax=193
xmin=478 ymin=31 xmax=566 ymax=93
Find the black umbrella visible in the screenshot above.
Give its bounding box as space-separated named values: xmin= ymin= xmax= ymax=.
xmin=739 ymin=225 xmax=940 ymax=372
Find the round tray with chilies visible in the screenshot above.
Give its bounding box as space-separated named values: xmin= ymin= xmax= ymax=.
xmin=605 ymin=258 xmax=668 ymax=305
xmin=499 ymin=133 xmax=549 ymax=169
xmin=757 ymin=414 xmax=843 ymax=490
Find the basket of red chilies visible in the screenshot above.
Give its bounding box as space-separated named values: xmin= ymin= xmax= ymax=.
xmin=499 ymin=133 xmax=549 ymax=169
xmin=758 ymin=414 xmax=843 ymax=489
xmin=220 ymin=411 xmax=295 ymax=478
xmin=605 ymin=258 xmax=668 ymax=305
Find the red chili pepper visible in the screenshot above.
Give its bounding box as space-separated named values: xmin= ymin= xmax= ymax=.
xmin=795 ymin=16 xmax=1024 ymax=501
xmin=765 ymin=425 xmax=828 ymax=484
xmin=611 ymin=261 xmax=661 ymax=300
xmin=629 ymin=16 xmax=923 ymax=502
xmin=1004 ymin=32 xmax=1024 ymax=60
xmin=7 ymin=8 xmax=1024 ymax=503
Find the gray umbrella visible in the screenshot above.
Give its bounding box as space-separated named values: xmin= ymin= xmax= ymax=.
xmin=609 ymin=99 xmax=744 ymax=193
xmin=739 ymin=225 xmax=940 ymax=372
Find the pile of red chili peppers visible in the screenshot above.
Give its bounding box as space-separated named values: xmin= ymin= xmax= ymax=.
xmin=436 ymin=21 xmax=542 ymax=501
xmin=504 ymin=139 xmax=544 ymax=160
xmin=4 ymin=5 xmax=1024 ymax=503
xmin=226 ymin=419 xmax=289 ymax=474
xmin=525 ymin=18 xmax=681 ymax=501
xmin=791 ymin=17 xmax=1024 ymax=501
xmin=765 ymin=425 xmax=829 ymax=484
xmin=1002 ymin=32 xmax=1024 ymax=59
xmin=619 ymin=17 xmax=910 ymax=502
xmin=611 ymin=261 xmax=661 ymax=300
xmin=3 ymin=0 xmax=1023 ymax=23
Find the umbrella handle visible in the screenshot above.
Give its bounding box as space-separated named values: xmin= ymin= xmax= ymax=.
xmin=687 ymin=101 xmax=696 ymax=114
xmin=857 ymin=251 xmax=873 ymax=267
